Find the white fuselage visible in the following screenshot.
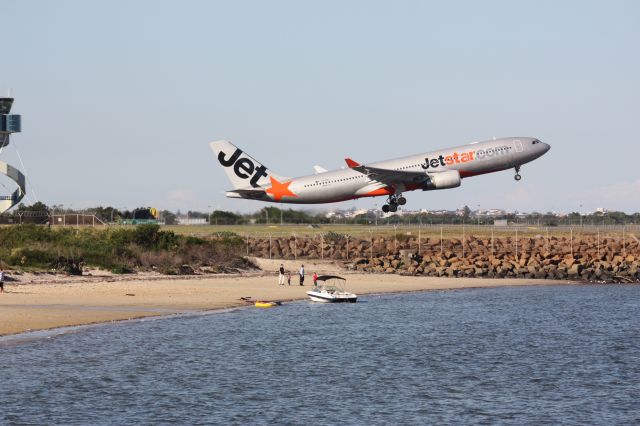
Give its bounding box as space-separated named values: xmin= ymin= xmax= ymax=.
xmin=253 ymin=137 xmax=548 ymax=204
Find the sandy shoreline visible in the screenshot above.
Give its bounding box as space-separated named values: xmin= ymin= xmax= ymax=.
xmin=0 ymin=258 xmax=577 ymax=337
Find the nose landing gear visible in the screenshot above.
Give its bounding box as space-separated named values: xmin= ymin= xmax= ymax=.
xmin=514 ymin=165 xmax=522 ymax=181
xmin=382 ymin=194 xmax=405 ymax=212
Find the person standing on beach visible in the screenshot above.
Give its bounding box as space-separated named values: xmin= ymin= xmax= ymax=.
xmin=278 ymin=264 xmax=285 ymax=286
xmin=299 ymin=264 xmax=305 ymax=286
xmin=0 ymin=269 xmax=4 ymax=293
xmin=312 ymin=272 xmax=318 ymax=287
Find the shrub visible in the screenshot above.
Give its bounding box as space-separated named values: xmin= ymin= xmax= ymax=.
xmin=0 ymin=224 xmax=247 ymax=274
xmin=323 ymin=231 xmax=346 ymax=243
xmin=8 ymin=247 xmax=56 ymax=268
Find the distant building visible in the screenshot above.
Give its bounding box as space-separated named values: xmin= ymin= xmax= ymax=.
xmin=344 ymin=208 xmax=370 ymax=218
xmin=422 ymin=209 xmax=456 ymax=216
xmin=176 ymin=217 xmax=208 ymax=225
xmin=474 ymin=209 xmax=507 ymax=217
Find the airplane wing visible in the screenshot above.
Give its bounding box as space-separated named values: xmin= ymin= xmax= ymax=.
xmin=313 ymin=165 xmax=328 ymax=174
xmin=345 ymin=158 xmax=429 ymax=186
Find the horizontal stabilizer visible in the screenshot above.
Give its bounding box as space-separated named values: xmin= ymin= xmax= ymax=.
xmin=225 ymin=188 xmax=270 ymax=201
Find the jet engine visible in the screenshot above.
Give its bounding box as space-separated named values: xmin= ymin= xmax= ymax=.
xmin=422 ymin=170 xmax=461 ymax=190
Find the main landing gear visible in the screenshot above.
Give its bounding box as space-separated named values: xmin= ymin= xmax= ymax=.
xmin=514 ymin=165 xmax=522 ymax=181
xmin=382 ymin=195 xmax=406 ymax=213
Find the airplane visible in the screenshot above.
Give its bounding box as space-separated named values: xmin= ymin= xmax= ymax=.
xmin=210 ymin=137 xmax=550 ymax=212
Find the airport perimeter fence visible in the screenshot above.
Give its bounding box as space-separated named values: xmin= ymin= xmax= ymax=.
xmin=0 ymin=213 xmax=107 ymax=225
xmin=239 ymin=225 xmax=640 ymax=261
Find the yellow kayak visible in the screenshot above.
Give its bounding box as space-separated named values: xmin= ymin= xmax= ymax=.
xmin=255 ymin=301 xmax=280 ymax=308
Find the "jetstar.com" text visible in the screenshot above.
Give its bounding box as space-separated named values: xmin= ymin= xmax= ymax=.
xmin=422 ymin=145 xmax=512 ymax=170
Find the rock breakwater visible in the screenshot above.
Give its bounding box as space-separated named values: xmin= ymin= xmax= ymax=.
xmin=243 ymin=234 xmax=639 ymax=283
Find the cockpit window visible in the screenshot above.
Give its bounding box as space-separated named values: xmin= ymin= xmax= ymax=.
xmin=532 ymin=139 xmax=539 ymax=144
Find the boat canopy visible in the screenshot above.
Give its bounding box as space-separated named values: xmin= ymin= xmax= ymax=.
xmin=315 ymin=275 xmax=346 ymax=281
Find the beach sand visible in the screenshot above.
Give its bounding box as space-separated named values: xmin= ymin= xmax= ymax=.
xmin=0 ymin=259 xmax=575 ymax=337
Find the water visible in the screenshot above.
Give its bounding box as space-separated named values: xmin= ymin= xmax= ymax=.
xmin=1 ymin=285 xmax=639 ymax=425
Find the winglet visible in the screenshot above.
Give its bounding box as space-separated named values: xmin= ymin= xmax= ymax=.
xmin=345 ymin=158 xmax=360 ymax=168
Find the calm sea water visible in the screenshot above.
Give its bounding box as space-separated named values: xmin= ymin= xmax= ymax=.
xmin=1 ymin=284 xmax=639 ymax=425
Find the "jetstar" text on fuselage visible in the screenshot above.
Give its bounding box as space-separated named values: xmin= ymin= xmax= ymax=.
xmin=422 ymin=145 xmax=512 ymax=170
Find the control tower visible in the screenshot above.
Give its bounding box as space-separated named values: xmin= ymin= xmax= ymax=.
xmin=0 ymin=97 xmax=26 ymax=213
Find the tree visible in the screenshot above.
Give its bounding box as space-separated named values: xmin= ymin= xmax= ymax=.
xmin=210 ymin=210 xmax=244 ymax=225
xmin=462 ymin=205 xmax=471 ymax=220
xmin=160 ymin=210 xmax=177 ymax=225
xmin=16 ymin=201 xmax=49 ymax=214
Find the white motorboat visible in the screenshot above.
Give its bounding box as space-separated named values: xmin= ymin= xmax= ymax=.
xmin=306 ymin=275 xmax=357 ymax=303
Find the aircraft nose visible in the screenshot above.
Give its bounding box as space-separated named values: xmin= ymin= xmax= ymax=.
xmin=542 ymin=142 xmax=550 ymax=153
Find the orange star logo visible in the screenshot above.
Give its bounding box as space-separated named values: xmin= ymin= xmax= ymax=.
xmin=266 ymin=176 xmax=297 ymax=201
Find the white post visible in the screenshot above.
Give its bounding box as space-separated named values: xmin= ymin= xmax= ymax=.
xmin=246 ymin=235 xmax=249 ymax=256
xmin=597 ymin=228 xmax=600 ymax=258
xmin=418 ymin=228 xmax=421 ymax=255
xmin=269 ymin=233 xmax=272 ymax=259
xmin=440 ymin=226 xmax=443 ymax=256
xmin=570 ymin=228 xmax=573 ymax=257
xmin=623 ymin=226 xmax=626 ymax=257
xmin=369 ymin=230 xmax=373 ymax=261
xmin=346 ymin=235 xmax=349 ymax=260
xmin=394 ymin=225 xmax=398 ymax=252
xmin=321 ymin=234 xmax=324 ymax=260
xmin=491 ymin=227 xmax=494 ymax=257
xmin=546 ymin=227 xmax=549 ymax=251
xmin=294 ymin=234 xmax=297 ymax=260
xmin=462 ymin=225 xmax=465 ymax=258
xmin=515 ymin=228 xmax=518 ymax=261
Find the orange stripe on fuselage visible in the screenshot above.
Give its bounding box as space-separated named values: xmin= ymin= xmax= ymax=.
xmin=362 ymin=188 xmax=394 ymax=197
xmin=358 ymin=183 xmax=423 ymax=198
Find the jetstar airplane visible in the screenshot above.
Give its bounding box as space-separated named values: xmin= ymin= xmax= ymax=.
xmin=210 ymin=137 xmax=550 ymax=212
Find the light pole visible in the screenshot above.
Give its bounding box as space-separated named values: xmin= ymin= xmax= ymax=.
xmin=579 ymin=204 xmax=583 ymax=227
xmin=68 ymin=204 xmax=74 ymax=227
xmin=208 ymin=205 xmax=212 ymax=225
xmin=374 ymin=204 xmax=378 ymax=226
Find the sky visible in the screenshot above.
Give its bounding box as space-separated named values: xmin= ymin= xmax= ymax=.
xmin=1 ymin=0 xmax=639 ymax=214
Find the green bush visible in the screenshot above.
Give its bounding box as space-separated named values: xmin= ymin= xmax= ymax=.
xmin=0 ymin=224 xmax=245 ymax=274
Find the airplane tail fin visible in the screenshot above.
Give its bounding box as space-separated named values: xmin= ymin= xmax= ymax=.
xmin=209 ymin=140 xmax=286 ymax=190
